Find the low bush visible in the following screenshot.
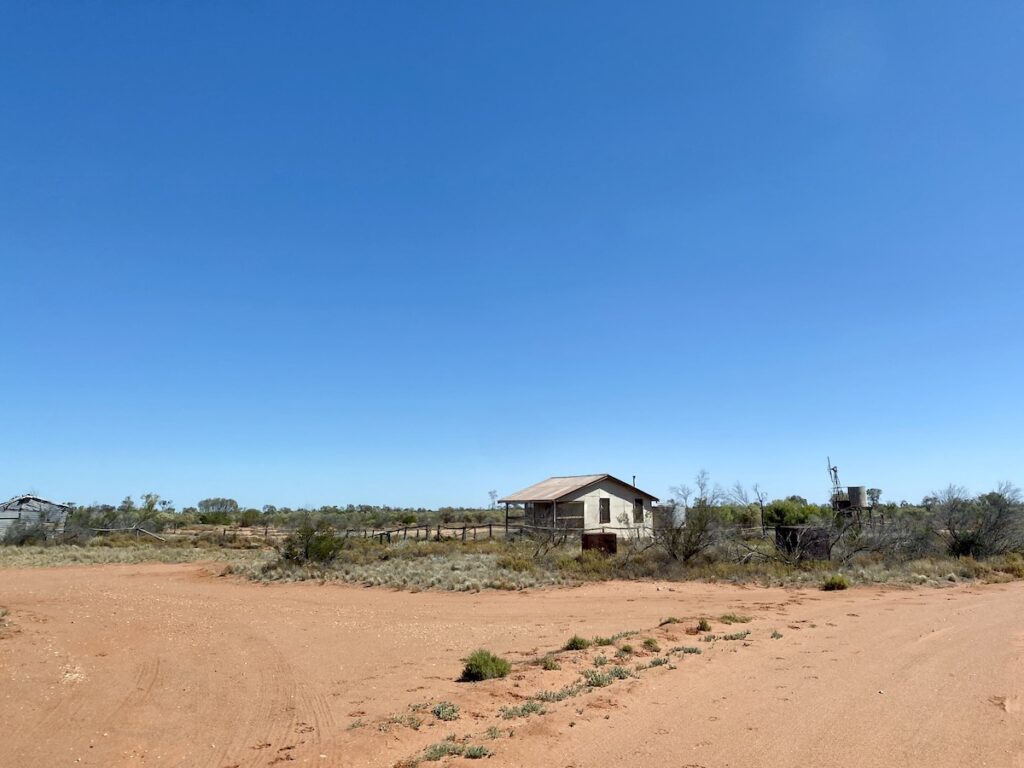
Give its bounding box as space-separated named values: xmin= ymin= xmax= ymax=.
xmin=540 ymin=654 xmax=561 ymax=671
xmin=564 ymin=635 xmax=591 ymax=651
xmin=642 ymin=638 xmax=660 ymax=652
xmin=533 ymin=682 xmax=583 ymax=702
xmin=722 ymin=630 xmax=750 ymax=641
xmin=696 ymin=618 xmax=712 ymax=632
xmin=821 ymin=574 xmax=849 ymax=591
xmin=555 ymin=549 xmax=615 ymax=580
xmin=659 ymin=616 xmax=680 ymax=626
xmin=279 ymin=521 xmax=346 ymax=565
xmin=499 ymin=700 xmax=545 ymax=719
xmin=422 ymin=741 xmax=464 ymax=761
xmin=719 ymin=613 xmax=752 ymax=624
xmin=431 ymin=701 xmax=459 ymax=721
xmin=389 ymin=714 xmax=422 ymax=730
xmin=649 ymin=657 xmax=668 ymax=667
xmin=460 ymin=649 xmax=511 ymax=681
xmin=496 ymin=553 xmax=535 ymax=573
xmin=580 ymin=669 xmax=614 ymax=687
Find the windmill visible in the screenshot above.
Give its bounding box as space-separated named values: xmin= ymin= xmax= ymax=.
xmin=827 ymin=457 xmax=868 ymax=518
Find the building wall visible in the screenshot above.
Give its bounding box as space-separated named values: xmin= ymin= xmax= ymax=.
xmin=564 ymin=478 xmax=655 ymax=537
xmin=0 ymin=497 xmax=68 ymax=536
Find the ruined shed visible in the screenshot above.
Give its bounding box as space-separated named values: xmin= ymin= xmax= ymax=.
xmin=0 ymin=495 xmax=71 ymax=537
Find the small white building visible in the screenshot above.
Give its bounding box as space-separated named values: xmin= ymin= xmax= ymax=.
xmin=499 ymin=474 xmax=658 ymax=537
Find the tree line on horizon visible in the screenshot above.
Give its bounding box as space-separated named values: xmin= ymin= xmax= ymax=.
xmin=6 ymin=475 xmax=1023 ymax=563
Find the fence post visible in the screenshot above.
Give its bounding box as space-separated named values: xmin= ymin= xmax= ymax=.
xmin=462 ymin=526 xmax=467 ymax=542
xmin=488 ymin=523 xmax=493 ymax=539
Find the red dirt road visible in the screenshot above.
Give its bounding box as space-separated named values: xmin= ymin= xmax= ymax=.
xmin=1 ymin=563 xmax=1022 ymax=767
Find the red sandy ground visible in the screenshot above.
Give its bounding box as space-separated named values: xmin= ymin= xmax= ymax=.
xmin=0 ymin=563 xmax=1021 ymax=768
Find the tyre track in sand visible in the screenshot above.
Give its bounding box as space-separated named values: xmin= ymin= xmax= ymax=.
xmin=1 ymin=563 xmax=1023 ymax=768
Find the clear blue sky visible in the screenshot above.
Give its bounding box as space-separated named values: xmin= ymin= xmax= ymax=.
xmin=2 ymin=2 xmax=1022 ymax=509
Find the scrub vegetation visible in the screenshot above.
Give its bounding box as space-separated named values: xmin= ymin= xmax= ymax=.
xmin=5 ymin=478 xmax=1024 ymax=592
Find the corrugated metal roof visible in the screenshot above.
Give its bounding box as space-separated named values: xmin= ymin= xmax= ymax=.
xmin=499 ymin=474 xmax=658 ymax=503
xmin=0 ymin=494 xmax=71 ymax=532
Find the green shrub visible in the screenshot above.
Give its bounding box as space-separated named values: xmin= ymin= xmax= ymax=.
xmin=279 ymin=521 xmax=347 ymax=565
xmin=564 ymin=635 xmax=591 ymax=651
xmin=464 ymin=745 xmax=492 ymax=759
xmin=540 ymin=654 xmax=561 ymax=671
xmin=496 ymin=553 xmax=535 ymax=573
xmin=608 ymin=665 xmax=632 ymax=679
xmin=499 ymin=700 xmax=545 ymax=719
xmin=423 ymin=741 xmax=464 ymax=761
xmin=771 ymin=630 xmax=783 ymax=639
xmin=593 ymin=654 xmax=608 ymax=666
xmin=821 ymin=574 xmax=849 ymax=591
xmin=593 ymin=635 xmax=614 ymax=646
xmin=460 ymin=649 xmax=511 ymax=681
xmin=696 ymin=618 xmax=712 ymax=632
xmin=674 ymin=646 xmax=701 ymax=654
xmin=659 ymin=616 xmax=680 ymax=626
xmin=994 ymin=554 xmax=1024 ymax=578
xmin=431 ymin=701 xmax=460 ymax=721
xmin=533 ymin=682 xmax=583 ymax=702
xmin=649 ymin=657 xmax=668 ymax=667
xmin=618 ymin=643 xmax=633 ymax=654
xmin=722 ymin=630 xmax=749 ymax=641
xmin=581 ymin=669 xmax=614 ymax=687
xmin=719 ymin=613 xmax=752 ymax=624
xmin=556 ymin=549 xmax=614 ymax=579
xmin=642 ymin=638 xmax=660 ymax=652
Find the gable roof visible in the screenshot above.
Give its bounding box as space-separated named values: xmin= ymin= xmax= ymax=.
xmin=498 ymin=474 xmax=658 ymax=503
xmin=0 ymin=494 xmax=70 ymax=513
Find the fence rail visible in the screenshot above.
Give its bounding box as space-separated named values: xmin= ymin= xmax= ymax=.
xmin=73 ymin=520 xmax=665 ymax=548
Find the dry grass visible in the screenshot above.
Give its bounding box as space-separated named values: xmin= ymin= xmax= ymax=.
xmin=8 ymin=538 xmax=1024 ymax=595
xmin=0 ymin=544 xmax=271 ymax=568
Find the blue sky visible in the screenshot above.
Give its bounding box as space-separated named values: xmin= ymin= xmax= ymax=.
xmin=2 ymin=2 xmax=1022 ymax=509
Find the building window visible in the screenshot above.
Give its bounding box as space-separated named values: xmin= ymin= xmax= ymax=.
xmin=599 ymin=498 xmax=610 ymax=524
xmin=633 ymin=498 xmax=644 ymax=523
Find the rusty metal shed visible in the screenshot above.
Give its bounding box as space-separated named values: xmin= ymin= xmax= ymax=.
xmin=0 ymin=494 xmax=71 ymax=536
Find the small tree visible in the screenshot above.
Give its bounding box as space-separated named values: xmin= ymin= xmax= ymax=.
xmin=930 ymin=483 xmax=1024 ymax=558
xmin=653 ymin=470 xmax=722 ymax=561
xmin=279 ymin=519 xmax=345 ymax=564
